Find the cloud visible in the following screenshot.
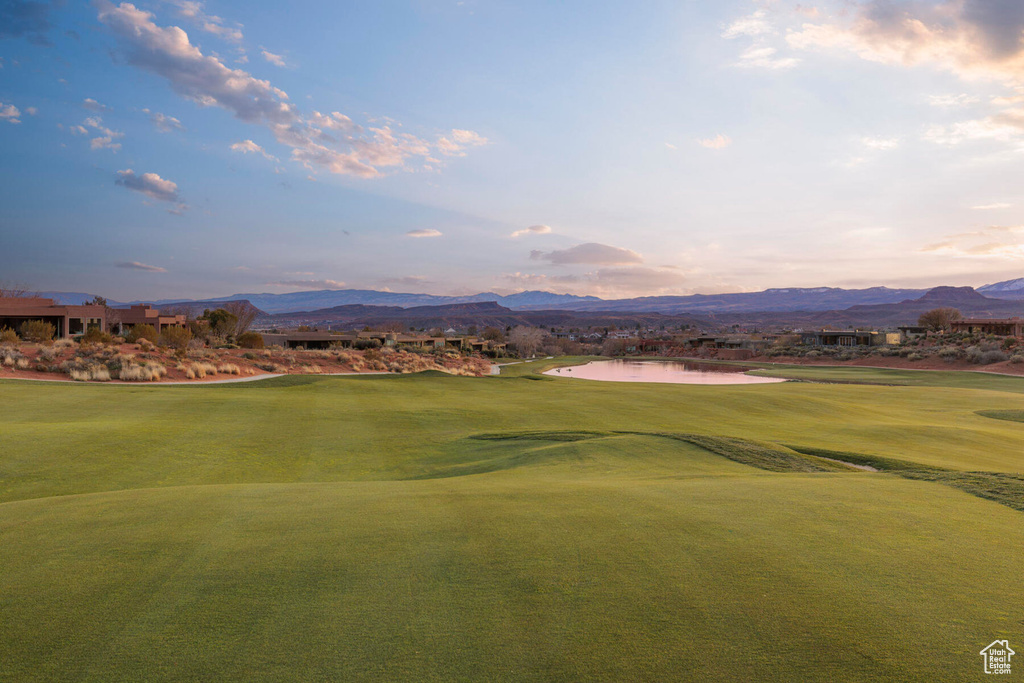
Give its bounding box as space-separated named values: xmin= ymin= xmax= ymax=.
xmin=406 ymin=229 xmax=442 ymax=238
xmin=862 ymin=136 xmax=900 ymax=150
xmin=787 ymin=2 xmax=1024 ymax=83
xmin=115 ymin=169 xmax=185 ymax=210
xmin=97 ymin=3 xmax=485 ymax=178
xmin=230 ymin=139 xmax=278 ymax=161
xmin=379 ymin=275 xmax=430 ymax=286
xmin=24 ymin=106 xmax=37 ymax=116
xmin=973 ymin=202 xmax=1012 ymax=210
xmin=268 ymin=279 xmax=346 ymax=290
xmin=116 ymin=261 xmax=167 ymax=272
xmin=920 ymin=224 xmax=1024 ymax=259
xmin=142 ymin=108 xmax=183 ymax=132
xmin=82 ymin=98 xmax=111 ymax=112
xmin=260 ymin=49 xmax=286 ymax=67
xmin=309 ymin=110 xmax=359 ymax=133
xmin=511 ymin=224 xmax=553 ymax=238
xmin=82 ymin=116 xmax=124 ymax=151
xmin=697 ymin=134 xmax=732 ymax=149
xmin=0 ymin=103 xmax=22 ymax=124
xmin=722 ymin=8 xmax=800 ymax=69
xmin=722 ymin=10 xmax=773 ymax=40
xmin=530 ymin=242 xmax=643 ymax=266
xmin=928 ymin=93 xmax=981 ymax=107
xmin=735 ymin=45 xmax=800 ymax=69
xmin=436 ymin=129 xmax=489 ymax=156
xmin=0 ymin=0 xmax=51 ymax=44
xmin=169 ymin=0 xmax=243 ymax=42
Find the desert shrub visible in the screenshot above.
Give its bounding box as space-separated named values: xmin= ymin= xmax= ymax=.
xmin=126 ymin=324 xmax=159 ymax=343
xmin=15 ymin=357 xmax=29 ymax=369
xmin=0 ymin=327 xmax=18 ymax=344
xmin=19 ymin=320 xmax=55 ymax=342
xmin=966 ymin=345 xmax=1008 ymax=365
xmin=118 ymin=361 xmax=167 ymax=381
xmin=907 ymin=352 xmax=924 ymax=361
xmin=1010 ymin=354 xmax=1024 ymax=364
xmin=938 ymin=346 xmax=961 ymax=362
xmin=354 ymin=338 xmax=382 ymax=350
xmin=80 ymin=327 xmax=113 ymax=345
xmin=69 ymin=364 xmax=111 ymax=382
xmin=159 ymin=326 xmax=193 ymax=351
xmin=236 ymin=332 xmax=264 ymax=349
xmin=217 ymin=363 xmax=240 ymax=375
xmin=53 ymin=339 xmax=75 ymax=350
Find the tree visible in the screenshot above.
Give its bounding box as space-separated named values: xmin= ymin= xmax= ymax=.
xmin=222 ymin=300 xmax=259 ymax=337
xmin=918 ymin=307 xmax=961 ymax=332
xmin=86 ymin=295 xmax=108 ymax=307
xmin=201 ymin=308 xmax=239 ymax=337
xmin=19 ymin=320 xmax=55 ymax=342
xmin=481 ymin=326 xmax=505 ymax=342
xmin=508 ymin=326 xmax=545 ymax=358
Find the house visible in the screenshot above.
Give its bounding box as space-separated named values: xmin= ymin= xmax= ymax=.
xmin=897 ymin=325 xmax=928 ymax=342
xmin=801 ymin=330 xmax=899 ymax=347
xmin=951 ymin=318 xmax=1024 ymax=337
xmin=111 ymin=305 xmax=187 ymax=335
xmin=0 ymin=297 xmax=106 ymax=338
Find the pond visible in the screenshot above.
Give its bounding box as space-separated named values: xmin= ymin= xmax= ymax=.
xmin=543 ymin=360 xmax=787 ymax=385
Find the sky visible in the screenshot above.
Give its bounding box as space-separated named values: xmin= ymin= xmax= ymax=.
xmin=2 ymin=0 xmax=1024 ymax=301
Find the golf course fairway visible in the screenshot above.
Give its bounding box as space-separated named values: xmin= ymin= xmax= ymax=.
xmin=2 ymin=362 xmax=1022 ymax=681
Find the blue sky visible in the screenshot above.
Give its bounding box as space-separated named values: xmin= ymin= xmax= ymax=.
xmin=2 ymin=0 xmax=1024 ymax=300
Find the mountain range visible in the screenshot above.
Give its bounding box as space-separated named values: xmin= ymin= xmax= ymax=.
xmin=36 ymin=276 xmax=1024 ymax=318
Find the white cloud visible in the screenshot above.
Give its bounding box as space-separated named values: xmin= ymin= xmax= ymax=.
xmin=97 ymin=2 xmax=485 ymax=178
xmin=697 ymin=134 xmax=732 ymax=150
xmin=116 ymin=261 xmax=167 ymax=272
xmin=268 ymin=279 xmax=346 ymax=290
xmin=406 ymin=229 xmax=442 ymax=238
xmin=530 ymin=242 xmax=643 ymax=266
xmin=80 ymin=116 xmax=124 ymax=151
xmin=511 ymin=224 xmax=553 ymax=238
xmin=0 ymin=103 xmax=21 ymax=124
xmin=972 ymin=202 xmax=1012 ymax=210
xmin=920 ymin=225 xmax=1024 ymax=259
xmin=230 ymin=139 xmax=278 ymax=161
xmin=143 ymin=108 xmax=183 ymax=132
xmin=735 ymin=45 xmax=800 ymax=70
xmin=862 ymin=136 xmax=900 ymax=150
xmin=260 ymin=49 xmax=286 ymax=67
xmin=436 ymin=129 xmax=489 ymax=156
xmin=169 ymin=0 xmax=243 ymax=42
xmin=24 ymin=106 xmax=37 ymax=116
xmin=928 ymin=93 xmax=981 ymax=107
xmin=115 ymin=169 xmax=185 ymax=212
xmin=83 ymin=97 xmax=111 ymax=112
xmin=721 ymin=10 xmax=773 ymax=40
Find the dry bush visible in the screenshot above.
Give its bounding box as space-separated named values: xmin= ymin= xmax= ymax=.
xmin=15 ymin=358 xmax=29 ymax=369
xmin=126 ymin=324 xmax=159 ymax=344
xmin=19 ymin=320 xmax=55 ymax=343
xmin=118 ymin=361 xmax=167 ymax=381
xmin=304 ymin=365 xmax=324 ymax=374
xmin=217 ymin=363 xmax=241 ymax=375
xmin=185 ymin=367 xmax=196 ymax=379
xmin=0 ymin=327 xmax=18 ymax=344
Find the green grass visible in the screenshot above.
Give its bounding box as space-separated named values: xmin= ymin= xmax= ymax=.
xmin=2 ymin=366 xmax=1024 ymax=681
xmin=747 ymin=362 xmax=1024 ymax=393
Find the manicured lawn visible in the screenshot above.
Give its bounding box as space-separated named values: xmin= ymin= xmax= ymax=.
xmin=1 ymin=365 xmax=1022 ymax=681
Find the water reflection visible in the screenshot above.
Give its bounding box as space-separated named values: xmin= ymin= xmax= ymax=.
xmin=543 ymin=360 xmax=786 ymax=385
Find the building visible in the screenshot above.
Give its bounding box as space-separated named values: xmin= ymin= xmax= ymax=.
xmin=950 ymin=318 xmax=1024 ymax=338
xmin=801 ymin=330 xmax=899 ymax=347
xmin=111 ymin=305 xmax=187 ymax=334
xmin=0 ymin=297 xmax=106 ymax=339
xmin=897 ymin=325 xmax=928 ymax=342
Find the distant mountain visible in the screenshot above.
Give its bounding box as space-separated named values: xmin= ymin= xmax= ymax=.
xmin=37 ymin=292 xmax=128 ymax=306
xmin=978 ymin=277 xmax=1024 ymax=300
xmin=150 ymin=289 xmax=601 ymax=314
xmin=520 ymin=286 xmax=929 ymax=314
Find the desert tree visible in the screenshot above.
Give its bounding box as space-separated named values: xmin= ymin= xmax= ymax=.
xmin=508 ymin=326 xmax=545 ymax=358
xmin=918 ymin=307 xmax=961 ymax=332
xmin=222 ymin=300 xmax=260 ymax=336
